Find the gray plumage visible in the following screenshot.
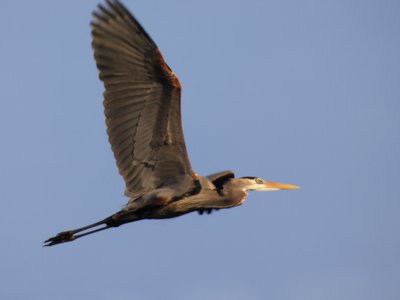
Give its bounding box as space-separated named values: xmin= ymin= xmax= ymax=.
xmin=44 ymin=0 xmax=298 ymax=247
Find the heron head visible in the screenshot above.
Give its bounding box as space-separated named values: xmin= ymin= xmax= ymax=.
xmin=238 ymin=177 xmax=300 ymax=191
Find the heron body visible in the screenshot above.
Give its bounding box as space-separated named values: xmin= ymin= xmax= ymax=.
xmin=44 ymin=0 xmax=299 ymax=246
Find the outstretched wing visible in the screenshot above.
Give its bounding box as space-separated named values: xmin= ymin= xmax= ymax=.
xmin=91 ymin=0 xmax=194 ymax=198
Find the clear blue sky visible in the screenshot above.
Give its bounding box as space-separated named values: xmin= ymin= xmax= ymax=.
xmin=1 ymin=0 xmax=399 ymax=299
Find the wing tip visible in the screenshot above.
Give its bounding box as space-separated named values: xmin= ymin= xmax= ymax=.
xmin=92 ymin=0 xmax=157 ymax=47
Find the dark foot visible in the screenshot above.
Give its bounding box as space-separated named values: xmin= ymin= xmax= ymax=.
xmin=43 ymin=231 xmax=76 ymax=247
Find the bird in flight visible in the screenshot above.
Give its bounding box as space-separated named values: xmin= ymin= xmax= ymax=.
xmin=44 ymin=0 xmax=299 ymax=246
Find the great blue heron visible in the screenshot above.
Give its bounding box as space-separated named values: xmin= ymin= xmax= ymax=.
xmin=44 ymin=0 xmax=299 ymax=246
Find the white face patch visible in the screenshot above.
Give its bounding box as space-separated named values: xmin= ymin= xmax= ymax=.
xmin=245 ymin=179 xmax=280 ymax=191
xmin=241 ymin=179 xmax=265 ymax=191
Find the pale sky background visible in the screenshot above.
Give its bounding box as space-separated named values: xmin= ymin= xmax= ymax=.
xmin=1 ymin=0 xmax=400 ymax=299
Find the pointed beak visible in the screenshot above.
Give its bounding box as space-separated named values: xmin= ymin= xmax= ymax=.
xmin=263 ymin=181 xmax=300 ymax=191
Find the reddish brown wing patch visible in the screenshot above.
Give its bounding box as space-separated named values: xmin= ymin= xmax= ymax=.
xmin=156 ymin=49 xmax=182 ymax=90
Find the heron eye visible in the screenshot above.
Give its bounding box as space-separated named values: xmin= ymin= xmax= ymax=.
xmin=255 ymin=178 xmax=263 ymax=184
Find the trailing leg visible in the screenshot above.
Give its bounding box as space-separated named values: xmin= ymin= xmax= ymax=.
xmin=44 ymin=218 xmax=112 ymax=246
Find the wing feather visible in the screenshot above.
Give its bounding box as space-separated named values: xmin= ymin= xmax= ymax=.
xmin=92 ymin=0 xmax=194 ymax=198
